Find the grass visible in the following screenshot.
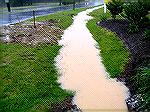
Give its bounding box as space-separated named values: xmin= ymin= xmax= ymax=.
xmin=29 ymin=7 xmax=88 ymax=30
xmin=0 ymin=43 xmax=73 ymax=112
xmin=0 ymin=8 xmax=88 ymax=112
xmin=87 ymin=8 xmax=129 ymax=78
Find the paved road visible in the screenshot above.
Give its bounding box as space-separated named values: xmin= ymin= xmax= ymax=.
xmin=0 ymin=2 xmax=103 ymax=26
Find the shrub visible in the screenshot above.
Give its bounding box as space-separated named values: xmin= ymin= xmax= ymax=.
xmin=106 ymin=0 xmax=124 ymax=19
xmin=123 ymin=1 xmax=148 ymax=32
xmin=138 ymin=0 xmax=150 ymax=11
xmin=131 ymin=66 xmax=150 ymax=111
xmin=144 ymin=29 xmax=150 ymax=40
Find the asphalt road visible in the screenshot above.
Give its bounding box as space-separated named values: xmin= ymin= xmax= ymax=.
xmin=0 ymin=1 xmax=103 ymax=26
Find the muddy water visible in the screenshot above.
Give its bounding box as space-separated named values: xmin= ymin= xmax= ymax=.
xmin=56 ymin=6 xmax=129 ymax=111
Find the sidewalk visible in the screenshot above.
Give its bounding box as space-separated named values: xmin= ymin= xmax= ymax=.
xmin=56 ymin=6 xmax=129 ymax=111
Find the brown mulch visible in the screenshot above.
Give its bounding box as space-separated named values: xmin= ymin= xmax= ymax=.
xmin=97 ymin=19 xmax=150 ymax=112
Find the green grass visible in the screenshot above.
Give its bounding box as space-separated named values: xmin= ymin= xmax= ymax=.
xmin=87 ymin=8 xmax=129 ymax=78
xmin=0 ymin=43 xmax=74 ymax=112
xmin=29 ymin=7 xmax=88 ymax=30
xmin=0 ymin=8 xmax=87 ymax=112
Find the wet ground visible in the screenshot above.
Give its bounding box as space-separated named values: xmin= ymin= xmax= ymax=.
xmin=56 ymin=6 xmax=129 ymax=111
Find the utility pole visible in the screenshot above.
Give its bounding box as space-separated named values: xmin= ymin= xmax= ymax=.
xmin=5 ymin=0 xmax=11 ymax=12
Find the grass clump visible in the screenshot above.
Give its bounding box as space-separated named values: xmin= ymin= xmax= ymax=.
xmin=87 ymin=8 xmax=129 ymax=78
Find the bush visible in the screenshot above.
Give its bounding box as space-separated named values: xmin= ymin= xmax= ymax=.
xmin=106 ymin=0 xmax=124 ymax=19
xmin=138 ymin=0 xmax=150 ymax=11
xmin=131 ymin=66 xmax=150 ymax=111
xmin=144 ymin=29 xmax=150 ymax=40
xmin=123 ymin=1 xmax=148 ymax=32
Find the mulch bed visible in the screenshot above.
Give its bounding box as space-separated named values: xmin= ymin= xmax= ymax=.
xmin=97 ymin=19 xmax=150 ymax=112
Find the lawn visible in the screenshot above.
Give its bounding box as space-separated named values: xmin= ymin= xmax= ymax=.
xmin=87 ymin=8 xmax=129 ymax=78
xmin=0 ymin=7 xmax=88 ymax=112
xmin=29 ymin=7 xmax=88 ymax=30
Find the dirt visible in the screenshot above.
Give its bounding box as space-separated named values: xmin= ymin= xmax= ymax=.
xmin=97 ymin=19 xmax=150 ymax=112
xmin=0 ymin=20 xmax=63 ymax=46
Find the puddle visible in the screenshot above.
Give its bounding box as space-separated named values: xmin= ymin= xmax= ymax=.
xmin=56 ymin=6 xmax=129 ymax=111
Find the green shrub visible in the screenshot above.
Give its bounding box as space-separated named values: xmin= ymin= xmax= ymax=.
xmin=123 ymin=1 xmax=148 ymax=32
xmin=106 ymin=0 xmax=124 ymax=19
xmin=144 ymin=29 xmax=150 ymax=40
xmin=131 ymin=66 xmax=150 ymax=111
xmin=138 ymin=0 xmax=150 ymax=11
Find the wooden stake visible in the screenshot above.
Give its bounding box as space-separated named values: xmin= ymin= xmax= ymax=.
xmin=33 ymin=10 xmax=36 ymax=28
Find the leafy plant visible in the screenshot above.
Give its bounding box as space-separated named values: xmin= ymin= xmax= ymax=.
xmin=144 ymin=29 xmax=150 ymax=40
xmin=123 ymin=1 xmax=148 ymax=32
xmin=131 ymin=66 xmax=150 ymax=111
xmin=106 ymin=0 xmax=124 ymax=19
xmin=138 ymin=0 xmax=150 ymax=11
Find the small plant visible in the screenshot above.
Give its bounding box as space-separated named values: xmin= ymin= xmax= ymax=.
xmin=123 ymin=1 xmax=148 ymax=33
xmin=131 ymin=66 xmax=150 ymax=111
xmin=144 ymin=29 xmax=150 ymax=40
xmin=106 ymin=0 xmax=124 ymax=19
xmin=128 ymin=23 xmax=139 ymax=33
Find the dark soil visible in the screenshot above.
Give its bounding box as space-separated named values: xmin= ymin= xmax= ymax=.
xmin=97 ymin=19 xmax=150 ymax=112
xmin=51 ymin=96 xmax=81 ymax=112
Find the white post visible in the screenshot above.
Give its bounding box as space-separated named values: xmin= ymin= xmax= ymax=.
xmin=104 ymin=3 xmax=106 ymax=13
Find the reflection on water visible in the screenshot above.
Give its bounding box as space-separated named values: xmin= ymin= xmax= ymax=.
xmin=56 ymin=6 xmax=129 ymax=111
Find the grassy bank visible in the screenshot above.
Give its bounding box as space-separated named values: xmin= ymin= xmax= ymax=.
xmin=0 ymin=8 xmax=87 ymax=112
xmin=87 ymin=8 xmax=129 ymax=78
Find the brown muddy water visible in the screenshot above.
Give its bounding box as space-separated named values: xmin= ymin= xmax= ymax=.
xmin=56 ymin=6 xmax=129 ymax=112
